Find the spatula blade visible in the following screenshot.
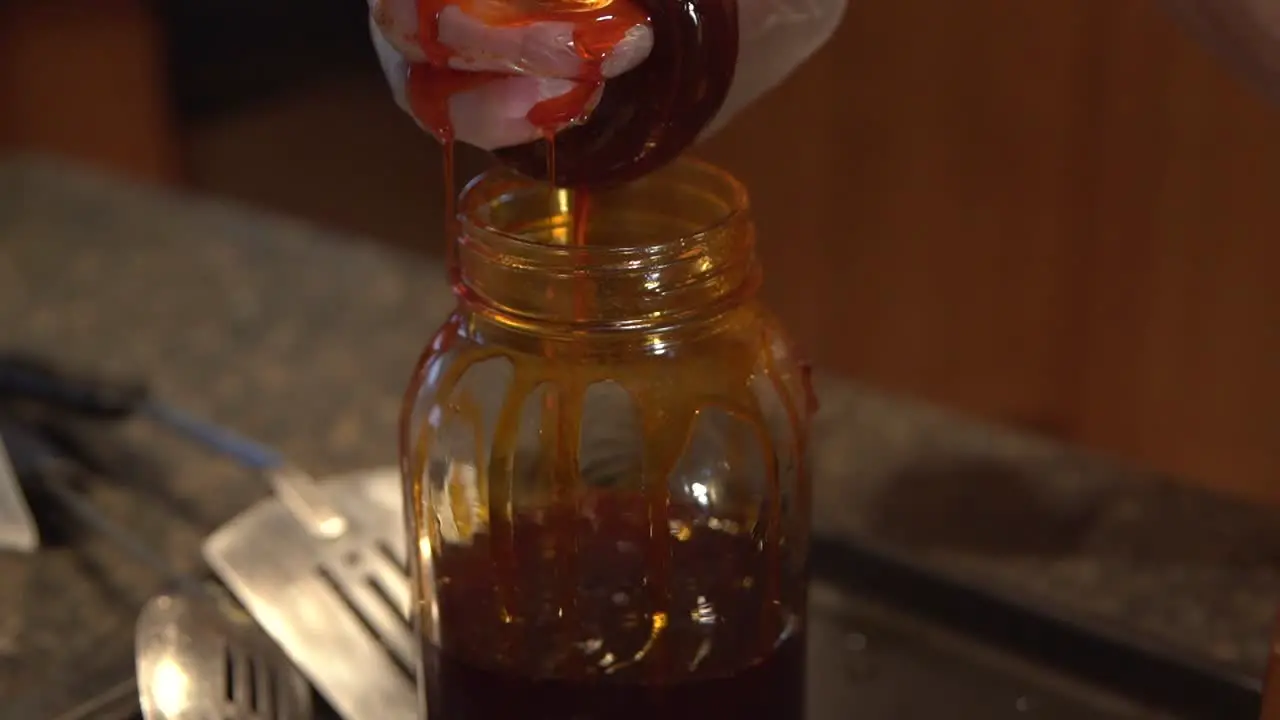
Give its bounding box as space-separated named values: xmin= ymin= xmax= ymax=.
xmin=203 ymin=467 xmax=418 ymax=720
xmin=0 ymin=435 xmax=39 ymax=554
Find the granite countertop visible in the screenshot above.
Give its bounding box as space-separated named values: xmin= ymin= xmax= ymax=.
xmin=1 ymin=157 xmax=1279 ymax=717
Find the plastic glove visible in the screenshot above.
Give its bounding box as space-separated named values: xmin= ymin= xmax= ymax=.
xmin=1161 ymin=0 xmax=1280 ymax=104
xmin=369 ymin=0 xmax=846 ymax=151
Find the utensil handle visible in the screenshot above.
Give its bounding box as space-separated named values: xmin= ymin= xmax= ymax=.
xmin=0 ymin=354 xmax=147 ymax=419
xmin=143 ymin=401 xmax=282 ymax=470
xmin=144 ymin=402 xmax=348 ymax=539
xmin=39 ymin=468 xmax=205 ymax=597
xmin=265 ymin=464 xmax=349 ymax=539
xmin=0 ymin=415 xmax=207 ymax=597
xmin=0 ymin=352 xmax=350 ymax=540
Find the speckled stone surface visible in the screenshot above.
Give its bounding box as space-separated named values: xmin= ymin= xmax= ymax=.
xmin=1 ymin=156 xmax=1278 ymax=717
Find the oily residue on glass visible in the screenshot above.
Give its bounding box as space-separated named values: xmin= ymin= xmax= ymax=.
xmin=404 ymin=297 xmax=812 ymax=718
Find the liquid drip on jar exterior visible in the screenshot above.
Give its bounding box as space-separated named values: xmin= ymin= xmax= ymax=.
xmin=406 ymin=318 xmax=810 ymax=719
xmin=402 ymin=162 xmax=815 ymax=719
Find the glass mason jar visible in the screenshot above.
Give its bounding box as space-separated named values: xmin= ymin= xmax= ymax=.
xmin=401 ymin=158 xmax=814 ymax=720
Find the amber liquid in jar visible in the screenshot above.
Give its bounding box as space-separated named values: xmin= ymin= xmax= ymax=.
xmin=403 ymin=162 xmax=812 ymax=720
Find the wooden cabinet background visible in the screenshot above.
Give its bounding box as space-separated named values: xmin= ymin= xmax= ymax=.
xmin=698 ymin=0 xmax=1280 ymax=504
xmin=3 ymin=0 xmax=1277 ymax=502
xmin=0 ymin=0 xmax=180 ymax=184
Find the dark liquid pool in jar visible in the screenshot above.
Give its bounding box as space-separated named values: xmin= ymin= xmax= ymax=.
xmin=424 ymin=633 xmax=805 ymax=720
xmin=419 ymin=490 xmax=806 ymax=720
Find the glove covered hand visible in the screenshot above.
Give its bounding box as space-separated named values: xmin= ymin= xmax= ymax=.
xmin=369 ymin=0 xmax=846 ymax=151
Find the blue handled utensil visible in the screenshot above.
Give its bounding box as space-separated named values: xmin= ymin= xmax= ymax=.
xmin=0 ymin=353 xmax=346 ymax=539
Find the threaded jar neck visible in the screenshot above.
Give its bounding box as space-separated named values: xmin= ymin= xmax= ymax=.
xmin=454 ymin=158 xmax=758 ymax=331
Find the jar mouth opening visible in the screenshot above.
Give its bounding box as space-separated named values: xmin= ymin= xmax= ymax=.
xmin=456 ymin=157 xmax=750 ymax=264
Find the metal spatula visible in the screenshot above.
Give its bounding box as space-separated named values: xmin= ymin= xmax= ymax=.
xmin=0 ymin=414 xmax=313 ymax=720
xmin=0 ymin=432 xmax=35 ymax=655
xmin=136 ymin=592 xmax=313 ymax=720
xmin=0 ymin=432 xmax=39 ymax=553
xmin=203 ymin=466 xmax=418 ymax=720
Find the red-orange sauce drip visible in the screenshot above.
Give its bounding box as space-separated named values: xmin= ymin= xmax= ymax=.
xmin=406 ymin=64 xmax=506 ymax=280
xmin=405 ymin=0 xmax=653 ymax=279
xmin=408 ymin=0 xmax=649 ymax=157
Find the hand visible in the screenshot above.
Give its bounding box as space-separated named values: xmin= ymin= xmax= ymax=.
xmin=369 ymin=0 xmax=847 ymax=151
xmin=369 ymin=0 xmax=654 ymax=150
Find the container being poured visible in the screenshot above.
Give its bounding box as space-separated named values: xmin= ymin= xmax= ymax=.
xmin=386 ymin=0 xmax=742 ymax=307
xmin=400 ymin=0 xmax=739 ymax=188
xmin=395 ymin=1 xmax=813 ymax=717
xmin=401 ymin=157 xmax=815 ymax=720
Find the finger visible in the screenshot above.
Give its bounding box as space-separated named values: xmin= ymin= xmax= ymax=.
xmin=436 ymin=6 xmax=653 ymax=79
xmin=374 ymin=23 xmax=604 ymax=150
xmin=447 ymin=75 xmax=604 ymax=150
xmin=370 ymin=0 xmax=652 ymax=79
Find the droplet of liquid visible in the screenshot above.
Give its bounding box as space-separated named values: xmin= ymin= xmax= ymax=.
xmin=670 ymin=519 xmax=693 ymax=542
xmin=690 ymin=596 xmax=717 ymax=625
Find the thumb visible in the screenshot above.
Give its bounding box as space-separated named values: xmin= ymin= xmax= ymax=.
xmin=370 ymin=0 xmax=653 ymax=79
